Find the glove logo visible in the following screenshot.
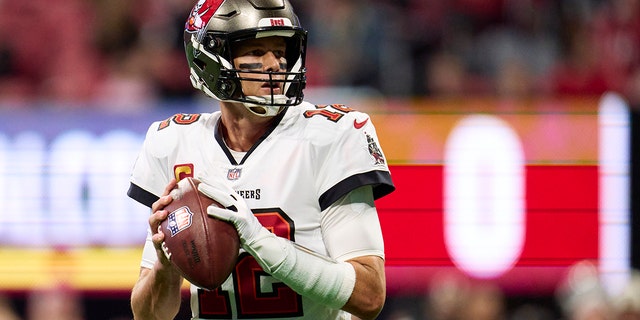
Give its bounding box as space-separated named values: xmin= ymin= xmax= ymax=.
xmin=167 ymin=206 xmax=194 ymax=237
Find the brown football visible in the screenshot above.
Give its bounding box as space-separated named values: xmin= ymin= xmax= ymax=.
xmin=160 ymin=177 xmax=239 ymax=290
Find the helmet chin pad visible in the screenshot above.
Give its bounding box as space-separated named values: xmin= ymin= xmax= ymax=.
xmin=242 ymin=95 xmax=289 ymax=117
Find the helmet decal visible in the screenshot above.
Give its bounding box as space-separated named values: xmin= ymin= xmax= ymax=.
xmin=185 ymin=0 xmax=222 ymax=33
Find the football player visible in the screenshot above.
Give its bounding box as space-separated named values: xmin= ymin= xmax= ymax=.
xmin=127 ymin=0 xmax=395 ymax=319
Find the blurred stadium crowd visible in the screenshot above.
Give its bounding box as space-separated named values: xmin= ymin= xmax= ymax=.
xmin=0 ymin=0 xmax=639 ymax=109
xmin=0 ymin=261 xmax=638 ymax=319
xmin=377 ymin=262 xmax=640 ymax=320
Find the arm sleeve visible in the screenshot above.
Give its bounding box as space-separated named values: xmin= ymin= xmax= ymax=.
xmin=321 ymin=185 xmax=385 ymax=262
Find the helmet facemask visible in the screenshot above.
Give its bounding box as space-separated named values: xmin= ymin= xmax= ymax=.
xmin=224 ymin=29 xmax=307 ymax=116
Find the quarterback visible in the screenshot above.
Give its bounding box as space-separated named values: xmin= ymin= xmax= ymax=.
xmin=127 ymin=0 xmax=395 ymax=319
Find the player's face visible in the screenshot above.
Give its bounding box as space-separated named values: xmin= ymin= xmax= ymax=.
xmin=232 ymin=36 xmax=288 ymax=97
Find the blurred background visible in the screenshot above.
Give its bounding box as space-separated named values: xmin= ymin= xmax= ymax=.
xmin=1 ymin=0 xmax=640 ymax=105
xmin=0 ymin=0 xmax=639 ymax=319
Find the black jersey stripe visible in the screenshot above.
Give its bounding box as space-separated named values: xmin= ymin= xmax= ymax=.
xmin=127 ymin=183 xmax=159 ymax=208
xmin=318 ymin=170 xmax=395 ymax=211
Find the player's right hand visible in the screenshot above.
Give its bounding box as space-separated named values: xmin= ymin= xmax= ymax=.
xmin=150 ymin=179 xmax=178 ymax=267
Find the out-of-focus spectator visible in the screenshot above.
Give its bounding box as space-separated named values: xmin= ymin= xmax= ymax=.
xmin=458 ymin=283 xmax=506 ymax=320
xmin=299 ymin=0 xmax=393 ymax=91
xmin=91 ymin=0 xmax=194 ymax=109
xmin=612 ymin=270 xmax=640 ymax=320
xmin=494 ymin=57 xmax=536 ymax=99
xmin=92 ymin=45 xmax=158 ymax=112
xmin=452 ymin=0 xmax=504 ymax=31
xmin=557 ymin=260 xmax=615 ymax=320
xmin=509 ymin=303 xmax=556 ymax=320
xmin=424 ymin=273 xmax=507 ymax=320
xmin=548 ymin=19 xmax=609 ymax=97
xmin=425 ymin=272 xmax=471 ymax=320
xmin=26 ymin=285 xmax=84 ymax=320
xmin=625 ymin=68 xmax=640 ymax=108
xmin=424 ymin=51 xmax=470 ymax=98
xmin=591 ymin=0 xmax=640 ymax=94
xmin=0 ymin=295 xmax=20 ymax=320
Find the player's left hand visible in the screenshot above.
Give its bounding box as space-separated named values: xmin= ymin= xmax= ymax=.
xmin=197 ymin=178 xmax=264 ymax=248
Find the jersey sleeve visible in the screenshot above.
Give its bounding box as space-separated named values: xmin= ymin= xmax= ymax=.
xmin=127 ymin=121 xmax=176 ymax=208
xmin=312 ymin=109 xmax=395 ymax=211
xmin=321 ymin=185 xmax=385 ymax=261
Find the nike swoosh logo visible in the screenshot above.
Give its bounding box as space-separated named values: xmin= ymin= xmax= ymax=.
xmin=353 ymin=118 xmax=369 ymax=129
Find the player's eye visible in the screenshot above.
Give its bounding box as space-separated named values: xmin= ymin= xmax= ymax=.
xmin=272 ymin=50 xmax=285 ymax=59
xmin=246 ymin=49 xmax=266 ymax=57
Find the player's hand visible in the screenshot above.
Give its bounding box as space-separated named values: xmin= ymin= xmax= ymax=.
xmin=197 ymin=179 xmax=264 ymax=248
xmin=198 ymin=179 xmax=263 ymax=246
xmin=150 ymin=179 xmax=178 ymax=268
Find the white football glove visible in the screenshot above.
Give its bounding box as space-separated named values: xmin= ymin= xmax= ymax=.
xmin=197 ymin=177 xmax=356 ymax=310
xmin=197 ymin=181 xmax=263 ymax=247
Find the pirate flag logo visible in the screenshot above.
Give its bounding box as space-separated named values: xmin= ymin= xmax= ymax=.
xmin=366 ymin=133 xmax=385 ymax=166
xmin=185 ymin=0 xmax=222 ymax=33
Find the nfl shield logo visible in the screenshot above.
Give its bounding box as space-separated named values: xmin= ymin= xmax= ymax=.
xmin=167 ymin=206 xmax=193 ymax=237
xmin=227 ymin=168 xmax=241 ymax=180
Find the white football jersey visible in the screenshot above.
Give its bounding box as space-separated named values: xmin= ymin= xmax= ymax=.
xmin=128 ymin=101 xmax=395 ymax=319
